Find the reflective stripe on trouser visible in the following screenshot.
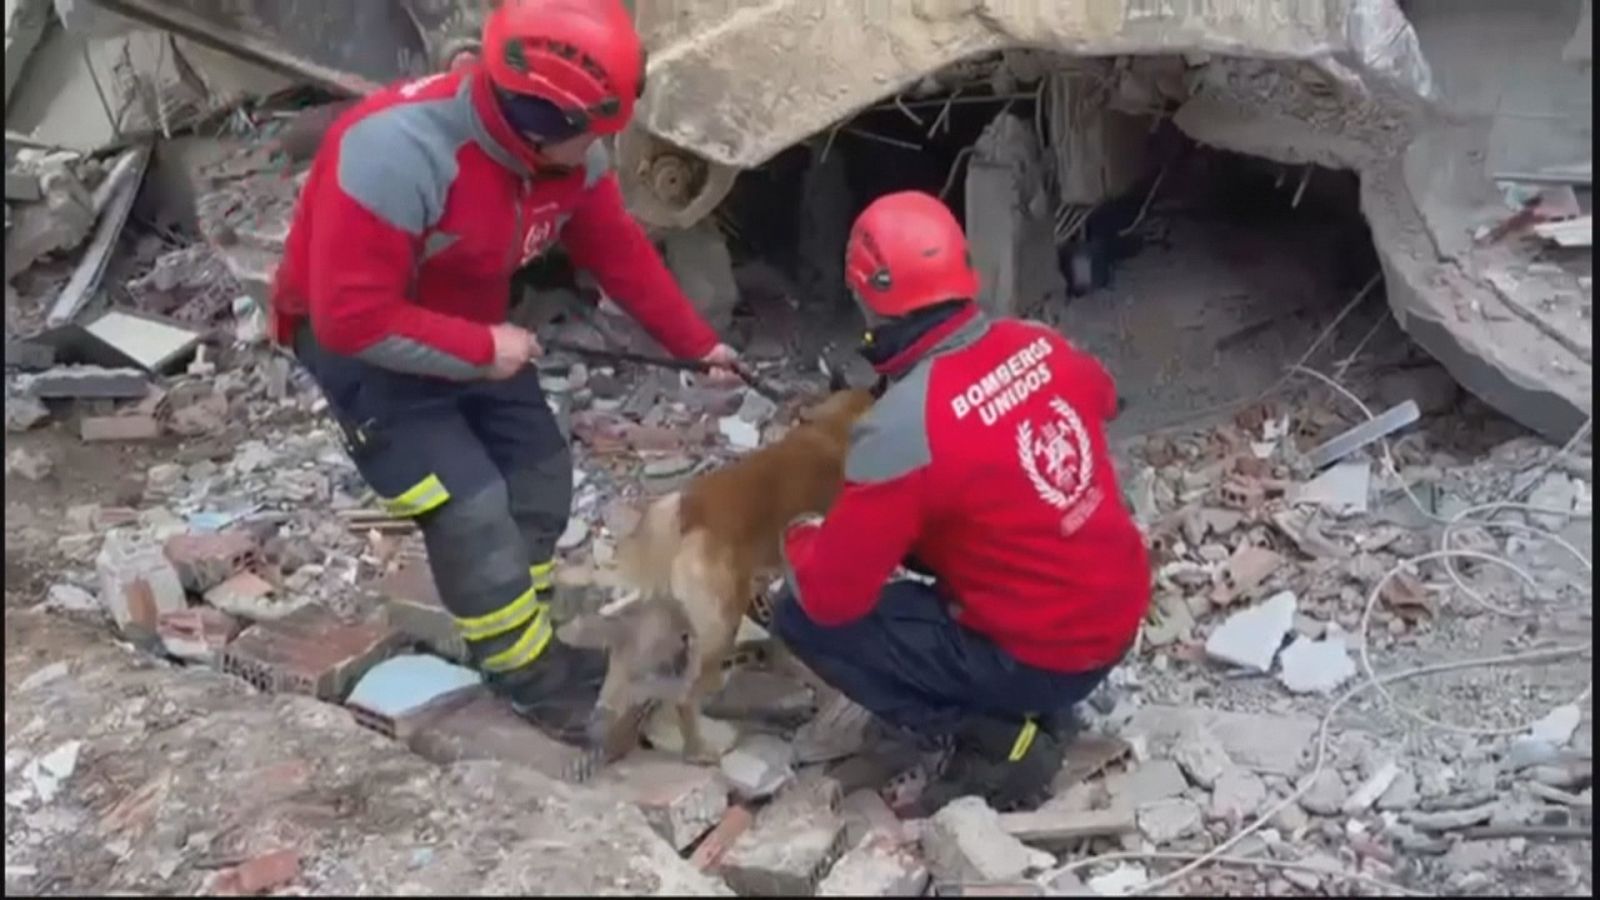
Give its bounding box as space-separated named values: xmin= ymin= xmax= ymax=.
xmin=451 ymin=558 xmax=559 ymax=674
xmin=1007 ymin=718 xmax=1039 ymax=762
xmin=379 ymin=473 xmax=451 ymax=518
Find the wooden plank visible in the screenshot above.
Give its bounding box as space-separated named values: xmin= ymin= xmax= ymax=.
xmin=998 ymin=807 xmax=1135 ymax=845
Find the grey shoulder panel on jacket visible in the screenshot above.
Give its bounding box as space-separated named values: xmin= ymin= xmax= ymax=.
xmin=336 ymin=96 xmax=474 ymax=236
xmin=844 ymin=361 xmax=934 ymax=484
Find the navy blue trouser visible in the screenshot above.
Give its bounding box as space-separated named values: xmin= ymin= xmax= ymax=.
xmin=294 ymin=326 xmax=571 ymax=674
xmin=772 ymin=579 xmax=1116 ymax=738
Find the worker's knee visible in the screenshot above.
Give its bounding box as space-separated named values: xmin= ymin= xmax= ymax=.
xmin=418 ymin=479 xmax=529 ymax=614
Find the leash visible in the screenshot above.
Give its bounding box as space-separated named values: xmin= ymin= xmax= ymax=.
xmin=540 ymin=336 xmax=790 ymax=403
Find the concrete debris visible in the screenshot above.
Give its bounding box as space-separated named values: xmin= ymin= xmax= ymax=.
xmin=718 ymin=415 xmax=761 ymax=450
xmin=1292 ymin=460 xmax=1370 ymax=515
xmin=1342 ymin=761 xmax=1400 ymax=815
xmin=1405 ymin=801 xmax=1499 ymax=832
xmin=1377 ymin=768 xmax=1419 ymax=811
xmin=17 ymin=365 xmax=148 ymax=399
xmin=1123 ymin=707 xmax=1318 ymax=778
xmin=595 ymin=751 xmax=731 ymax=851
xmin=17 ymin=660 xmax=69 ymax=693
xmin=721 ymin=733 xmax=796 ymax=801
xmin=817 ymin=834 xmax=929 ymax=897
xmin=1172 ymin=723 xmax=1233 ymax=790
xmin=81 ymin=309 xmax=202 ymax=373
xmin=1204 ymin=590 xmax=1296 ymax=672
xmin=5 ymin=391 xmax=50 ymax=431
xmin=1531 ymin=215 xmax=1592 ymax=247
xmin=43 ymin=582 xmax=97 ymax=612
xmin=1275 ymin=634 xmax=1357 ymax=695
xmin=1306 ymin=400 xmax=1421 ymax=469
xmin=924 ymin=797 xmax=1052 ymax=882
xmin=157 ymin=607 xmax=240 ymax=663
xmin=720 ymin=777 xmax=847 ymax=896
xmin=5 ymin=446 xmax=53 ymax=480
xmin=5 ymin=741 xmax=82 ymax=809
xmin=205 ymin=570 xmax=299 ymax=620
xmin=1209 ymin=767 xmax=1267 ymax=822
xmin=344 ymin=654 xmax=482 ymax=739
xmin=1085 ymin=863 xmax=1148 ymax=896
xmin=1211 ymin=544 xmax=1283 ymax=606
xmin=964 ymin=112 xmax=1065 ymax=318
xmin=4 ymin=338 xmax=55 ymax=371
xmin=1136 ymin=797 xmax=1203 ymax=843
xmin=95 ymin=531 xmax=187 ymax=637
xmin=1526 ymin=474 xmax=1581 ymax=530
xmin=1106 ymin=758 xmax=1189 ymax=807
xmin=1526 ymin=704 xmax=1583 ymax=746
xmin=1297 ymin=769 xmax=1347 ymax=816
xmin=80 ymin=413 xmax=160 ymax=442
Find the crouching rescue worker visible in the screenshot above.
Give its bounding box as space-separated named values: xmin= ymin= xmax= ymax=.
xmin=271 ymin=0 xmax=737 ymax=744
xmin=776 ymin=190 xmax=1150 ymax=814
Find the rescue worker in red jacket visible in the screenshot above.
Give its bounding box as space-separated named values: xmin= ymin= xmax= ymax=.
xmin=272 ymin=0 xmax=737 ymax=744
xmin=777 ymin=191 xmax=1151 ymax=814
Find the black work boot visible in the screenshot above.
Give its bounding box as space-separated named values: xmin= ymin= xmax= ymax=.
xmin=488 ymin=638 xmax=610 ymax=745
xmin=906 ymin=715 xmax=1065 ymax=816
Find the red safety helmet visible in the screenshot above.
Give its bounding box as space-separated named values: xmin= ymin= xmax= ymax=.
xmin=481 ymin=0 xmax=647 ymax=138
xmin=845 ymin=191 xmax=980 ymax=318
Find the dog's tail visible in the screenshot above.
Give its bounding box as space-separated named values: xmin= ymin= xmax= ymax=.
xmin=614 ymin=492 xmax=684 ymax=600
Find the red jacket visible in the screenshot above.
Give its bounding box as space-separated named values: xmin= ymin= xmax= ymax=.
xmin=781 ymin=305 xmax=1150 ymax=673
xmin=271 ymin=66 xmax=718 ymax=379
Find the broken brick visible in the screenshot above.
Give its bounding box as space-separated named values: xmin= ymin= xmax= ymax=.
xmin=690 ymin=805 xmax=755 ymax=871
xmin=405 ymin=689 xmax=584 ymax=780
xmin=96 ymin=533 xmax=187 ymax=636
xmin=210 ymin=848 xmax=300 ymax=896
xmin=219 ymin=605 xmax=398 ymax=701
xmin=1210 ymin=544 xmax=1283 ymax=607
xmin=720 ymin=776 xmax=849 ymax=896
xmin=204 ymin=570 xmax=279 ymax=617
xmin=598 ymin=751 xmax=730 ymax=851
xmin=80 ymin=414 xmax=161 ymax=442
xmin=1219 ymin=475 xmax=1265 ymax=511
xmin=374 ymin=560 xmax=466 ymax=662
xmin=164 ymin=530 xmax=261 ymax=593
xmin=157 ymin=608 xmax=241 ymax=663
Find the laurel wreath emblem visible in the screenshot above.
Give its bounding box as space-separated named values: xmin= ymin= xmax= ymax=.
xmin=1016 ymin=396 xmax=1095 ymax=511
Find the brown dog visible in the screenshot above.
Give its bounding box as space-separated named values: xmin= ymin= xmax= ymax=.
xmin=563 ymin=387 xmax=877 ymax=762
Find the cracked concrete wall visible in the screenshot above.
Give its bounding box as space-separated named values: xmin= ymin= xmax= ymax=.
xmin=634 ymin=0 xmax=1433 ymax=170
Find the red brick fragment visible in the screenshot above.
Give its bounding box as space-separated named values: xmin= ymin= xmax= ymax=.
xmin=164 ymin=530 xmax=261 ymax=593
xmin=157 ymin=608 xmax=241 ymax=662
xmin=219 ymin=606 xmax=398 ymax=701
xmin=210 ymin=848 xmax=300 ymax=896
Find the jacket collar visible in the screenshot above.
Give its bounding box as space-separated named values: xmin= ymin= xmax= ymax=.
xmin=462 ymin=66 xmax=538 ymax=177
xmin=864 ymin=301 xmax=988 ymax=379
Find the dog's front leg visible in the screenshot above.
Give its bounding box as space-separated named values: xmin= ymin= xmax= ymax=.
xmin=677 ymin=700 xmax=717 ymax=764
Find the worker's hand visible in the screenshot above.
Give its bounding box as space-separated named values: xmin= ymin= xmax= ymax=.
xmin=487 ymin=323 xmax=542 ymax=380
xmin=699 ymin=342 xmax=742 ymax=386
